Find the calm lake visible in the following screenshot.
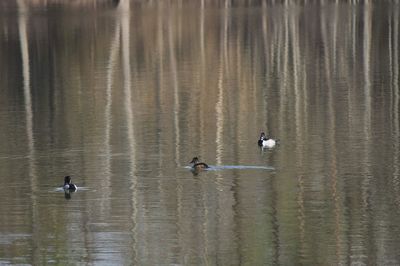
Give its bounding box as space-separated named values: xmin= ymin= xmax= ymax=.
xmin=1 ymin=1 xmax=400 ymax=265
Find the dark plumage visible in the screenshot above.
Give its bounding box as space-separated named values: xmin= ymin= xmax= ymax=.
xmin=63 ymin=175 xmax=77 ymax=191
xmin=190 ymin=157 xmax=209 ymax=170
xmin=258 ymin=132 xmax=266 ymax=146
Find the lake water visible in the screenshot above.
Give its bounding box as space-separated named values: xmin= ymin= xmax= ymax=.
xmin=1 ymin=1 xmax=400 ymax=265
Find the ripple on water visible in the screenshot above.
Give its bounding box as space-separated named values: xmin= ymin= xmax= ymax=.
xmin=184 ymin=165 xmax=275 ymax=171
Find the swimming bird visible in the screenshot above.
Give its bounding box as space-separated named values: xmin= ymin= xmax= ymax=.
xmin=258 ymin=132 xmax=278 ymax=148
xmin=63 ymin=175 xmax=77 ymax=191
xmin=190 ymin=157 xmax=209 ymax=170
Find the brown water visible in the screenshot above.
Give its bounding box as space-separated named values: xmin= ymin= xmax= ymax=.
xmin=1 ymin=1 xmax=400 ymax=265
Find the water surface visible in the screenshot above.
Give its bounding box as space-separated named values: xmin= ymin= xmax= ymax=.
xmin=0 ymin=1 xmax=400 ymax=265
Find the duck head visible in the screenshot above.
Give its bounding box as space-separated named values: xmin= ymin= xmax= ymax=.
xmin=190 ymin=157 xmax=200 ymax=164
xmin=64 ymin=175 xmax=72 ymax=185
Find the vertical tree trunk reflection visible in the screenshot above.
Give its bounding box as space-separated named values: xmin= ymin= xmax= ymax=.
xmin=17 ymin=0 xmax=38 ymax=264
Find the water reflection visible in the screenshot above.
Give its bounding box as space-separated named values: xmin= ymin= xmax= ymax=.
xmin=0 ymin=1 xmax=400 ymax=265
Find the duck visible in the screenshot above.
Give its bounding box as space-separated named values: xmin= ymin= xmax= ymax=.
xmin=190 ymin=157 xmax=209 ymax=170
xmin=258 ymin=132 xmax=278 ymax=148
xmin=63 ymin=175 xmax=77 ymax=191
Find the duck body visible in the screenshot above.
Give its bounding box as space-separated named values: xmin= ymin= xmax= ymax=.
xmin=190 ymin=157 xmax=209 ymax=170
xmin=63 ymin=176 xmax=77 ymax=191
xmin=64 ymin=183 xmax=77 ymax=190
xmin=258 ymin=132 xmax=278 ymax=148
xmin=193 ymin=162 xmax=209 ymax=170
xmin=262 ymin=138 xmax=276 ymax=148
